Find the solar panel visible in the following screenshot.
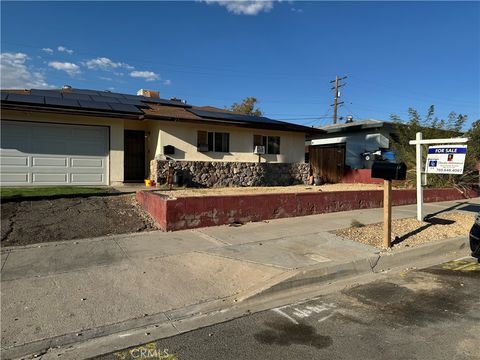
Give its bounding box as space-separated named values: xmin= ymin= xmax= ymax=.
xmin=45 ymin=97 xmax=80 ymax=108
xmin=122 ymin=94 xmax=143 ymax=100
xmin=188 ymin=109 xmax=284 ymax=125
xmin=118 ymin=98 xmax=149 ymax=107
xmin=6 ymin=93 xmax=45 ymax=105
xmin=1 ymin=93 xmax=8 ymax=101
xmin=31 ymin=89 xmax=62 ymax=98
xmin=68 ymin=89 xmax=101 ymax=96
xmin=97 ymin=91 xmax=127 ymax=99
xmin=108 ymin=103 xmax=143 ymax=114
xmin=78 ymin=100 xmax=113 ymax=111
xmin=62 ymin=93 xmax=93 ymax=101
xmin=90 ymin=95 xmax=120 ymax=103
xmin=140 ymin=97 xmax=192 ymax=108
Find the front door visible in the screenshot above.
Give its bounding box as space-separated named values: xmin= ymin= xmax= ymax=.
xmin=124 ymin=130 xmax=145 ymax=182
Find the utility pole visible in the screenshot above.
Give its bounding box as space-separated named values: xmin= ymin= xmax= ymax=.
xmin=330 ymin=75 xmax=347 ymax=124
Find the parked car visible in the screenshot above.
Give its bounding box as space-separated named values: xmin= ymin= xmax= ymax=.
xmin=470 ymin=212 xmax=480 ymax=260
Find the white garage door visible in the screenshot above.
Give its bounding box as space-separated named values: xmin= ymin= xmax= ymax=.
xmin=0 ymin=120 xmax=109 ymax=186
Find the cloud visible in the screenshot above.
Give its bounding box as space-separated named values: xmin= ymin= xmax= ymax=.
xmin=57 ymin=46 xmax=74 ymax=54
xmin=85 ymin=57 xmax=134 ymax=70
xmin=0 ymin=52 xmax=52 ymax=89
xmin=130 ymin=70 xmax=159 ymax=82
xmin=42 ymin=48 xmax=54 ymax=54
xmin=48 ymin=61 xmax=80 ymax=75
xmin=203 ymin=0 xmax=275 ymax=15
xmin=291 ymin=7 xmax=303 ymax=13
xmin=163 ymin=79 xmax=171 ymax=86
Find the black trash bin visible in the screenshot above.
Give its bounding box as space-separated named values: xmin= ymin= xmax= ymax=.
xmin=173 ymin=171 xmax=183 ymax=187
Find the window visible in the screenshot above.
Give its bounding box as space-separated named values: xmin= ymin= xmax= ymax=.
xmin=267 ymin=136 xmax=280 ymax=154
xmin=197 ymin=131 xmax=229 ymax=152
xmin=253 ymin=135 xmax=280 ymax=154
xmin=214 ymin=132 xmax=230 ymax=152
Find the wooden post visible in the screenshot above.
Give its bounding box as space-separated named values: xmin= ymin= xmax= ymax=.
xmin=383 ymin=179 xmax=392 ymax=249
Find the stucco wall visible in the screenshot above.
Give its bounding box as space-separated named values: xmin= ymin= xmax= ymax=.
xmin=154 ymin=121 xmax=306 ymax=163
xmin=1 ymin=109 xmax=127 ymax=184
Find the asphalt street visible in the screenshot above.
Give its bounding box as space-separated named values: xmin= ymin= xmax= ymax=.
xmin=96 ymin=258 xmax=480 ymax=360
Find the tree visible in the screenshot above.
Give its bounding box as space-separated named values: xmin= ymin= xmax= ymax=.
xmin=229 ymin=97 xmax=263 ymax=116
xmin=390 ymin=105 xmax=477 ymax=188
xmin=465 ymin=119 xmax=480 ymax=186
xmin=466 ymin=119 xmax=480 ymax=162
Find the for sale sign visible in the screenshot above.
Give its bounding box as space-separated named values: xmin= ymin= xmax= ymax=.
xmin=426 ymin=145 xmax=467 ymax=174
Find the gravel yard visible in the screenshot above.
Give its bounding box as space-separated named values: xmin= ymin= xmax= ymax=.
xmin=335 ymin=211 xmax=475 ymax=249
xmin=154 ymin=183 xmax=386 ymax=198
xmin=1 ymin=194 xmax=157 ymax=247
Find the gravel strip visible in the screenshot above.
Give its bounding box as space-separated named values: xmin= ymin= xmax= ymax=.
xmin=154 ymin=183 xmax=386 ymax=198
xmin=335 ymin=212 xmax=475 ymax=250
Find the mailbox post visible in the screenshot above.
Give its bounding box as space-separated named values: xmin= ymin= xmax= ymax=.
xmin=383 ymin=179 xmax=392 ymax=248
xmin=371 ymin=162 xmax=407 ymax=248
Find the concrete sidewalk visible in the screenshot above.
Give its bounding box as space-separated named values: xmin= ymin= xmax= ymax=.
xmin=1 ymin=198 xmax=479 ymax=359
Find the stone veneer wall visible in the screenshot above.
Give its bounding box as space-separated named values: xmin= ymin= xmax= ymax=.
xmin=150 ymin=160 xmax=310 ymax=187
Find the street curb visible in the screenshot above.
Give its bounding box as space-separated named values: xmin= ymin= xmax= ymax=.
xmin=243 ymin=236 xmax=469 ymax=301
xmin=2 ymin=236 xmax=469 ymax=360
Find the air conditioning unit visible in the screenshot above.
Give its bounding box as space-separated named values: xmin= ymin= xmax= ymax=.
xmin=254 ymin=145 xmax=266 ymax=155
xmin=198 ymin=144 xmax=209 ymax=152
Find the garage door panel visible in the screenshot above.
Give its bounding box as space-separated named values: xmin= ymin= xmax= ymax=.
xmin=71 ymin=173 xmax=104 ymax=183
xmin=0 ymin=173 xmax=29 ymax=183
xmin=71 ymin=158 xmax=104 ymax=168
xmin=1 ymin=121 xmax=108 ymax=186
xmin=32 ymin=157 xmax=68 ymax=167
xmin=0 ymin=156 xmax=29 ymax=166
xmin=33 ymin=173 xmax=68 ymax=183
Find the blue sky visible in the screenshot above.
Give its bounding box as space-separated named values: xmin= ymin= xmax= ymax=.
xmin=1 ymin=1 xmax=479 ymax=128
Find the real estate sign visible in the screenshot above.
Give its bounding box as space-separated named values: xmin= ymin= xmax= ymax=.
xmin=425 ymin=145 xmax=467 ymax=174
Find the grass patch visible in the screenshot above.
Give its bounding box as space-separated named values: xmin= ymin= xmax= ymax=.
xmin=1 ymin=186 xmax=108 ymax=201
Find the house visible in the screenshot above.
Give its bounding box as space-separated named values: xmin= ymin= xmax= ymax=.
xmin=0 ymin=88 xmax=323 ymax=187
xmin=306 ymin=118 xmax=397 ymax=183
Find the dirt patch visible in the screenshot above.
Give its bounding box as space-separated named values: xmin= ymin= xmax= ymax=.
xmin=154 ymin=183 xmax=385 ymax=199
xmin=335 ymin=212 xmax=474 ymax=249
xmin=1 ymin=194 xmax=157 ymax=247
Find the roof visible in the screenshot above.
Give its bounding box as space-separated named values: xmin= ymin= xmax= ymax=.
xmin=0 ymin=88 xmax=323 ymax=134
xmin=319 ymin=119 xmax=392 ymax=134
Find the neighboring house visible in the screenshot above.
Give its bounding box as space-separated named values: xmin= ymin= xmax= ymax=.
xmin=0 ymin=88 xmax=323 ymax=187
xmin=309 ymin=119 xmax=396 ymax=169
xmin=305 ymin=119 xmax=396 ymax=183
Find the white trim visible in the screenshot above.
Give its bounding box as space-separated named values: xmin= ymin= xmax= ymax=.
xmin=409 ymin=137 xmax=468 ymax=145
xmin=310 ymin=137 xmax=347 ymax=146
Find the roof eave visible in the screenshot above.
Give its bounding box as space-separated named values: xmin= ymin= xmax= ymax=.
xmin=144 ymin=113 xmax=325 ymax=134
xmin=0 ymin=103 xmax=142 ymax=120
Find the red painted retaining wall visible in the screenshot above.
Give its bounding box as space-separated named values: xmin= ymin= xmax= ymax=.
xmin=341 ymin=169 xmax=383 ymax=184
xmin=136 ymin=188 xmax=479 ymax=231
